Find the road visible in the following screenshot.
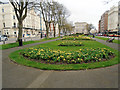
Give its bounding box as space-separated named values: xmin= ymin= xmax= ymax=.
xmin=0 ymin=37 xmax=43 ymax=45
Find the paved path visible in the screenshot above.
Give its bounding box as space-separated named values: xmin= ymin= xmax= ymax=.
xmin=92 ymin=38 xmax=119 ymax=51
xmin=2 ymin=38 xmax=119 ymax=88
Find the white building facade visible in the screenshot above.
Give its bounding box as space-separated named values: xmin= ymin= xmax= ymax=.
xmin=0 ymin=3 xmax=44 ymax=38
xmin=0 ymin=2 xmax=61 ymax=38
xmin=108 ymin=6 xmax=118 ymax=32
xmin=75 ymin=22 xmax=88 ymax=34
xmin=118 ymin=2 xmax=120 ymax=30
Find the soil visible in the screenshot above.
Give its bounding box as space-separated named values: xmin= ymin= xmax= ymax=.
xmin=58 ymin=45 xmax=84 ymax=46
xmin=22 ymin=54 xmax=115 ymax=65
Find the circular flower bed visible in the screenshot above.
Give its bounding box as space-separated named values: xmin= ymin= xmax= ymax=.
xmin=58 ymin=41 xmax=84 ymax=46
xmin=62 ymin=35 xmax=92 ymax=40
xmin=22 ymin=48 xmax=115 ymax=64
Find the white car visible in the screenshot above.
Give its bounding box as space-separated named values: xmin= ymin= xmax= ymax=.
xmin=0 ymin=35 xmax=8 ymax=41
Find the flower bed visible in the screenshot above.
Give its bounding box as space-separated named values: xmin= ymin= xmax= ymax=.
xmin=62 ymin=35 xmax=92 ymax=40
xmin=58 ymin=41 xmax=84 ymax=46
xmin=22 ymin=47 xmax=115 ymax=64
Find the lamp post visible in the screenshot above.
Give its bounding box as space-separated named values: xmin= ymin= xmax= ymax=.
xmin=40 ymin=13 xmax=43 ymax=38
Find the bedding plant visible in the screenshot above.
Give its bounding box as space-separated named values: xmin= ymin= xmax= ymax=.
xmin=62 ymin=35 xmax=92 ymax=40
xmin=58 ymin=40 xmax=84 ymax=46
xmin=22 ymin=47 xmax=115 ymax=64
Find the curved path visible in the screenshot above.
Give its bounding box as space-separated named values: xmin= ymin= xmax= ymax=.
xmin=2 ymin=38 xmax=119 ymax=88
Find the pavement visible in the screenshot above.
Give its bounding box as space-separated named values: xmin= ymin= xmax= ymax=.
xmin=1 ymin=38 xmax=119 ymax=88
xmin=92 ymin=38 xmax=119 ymax=51
xmin=97 ymin=36 xmax=119 ymax=40
xmin=0 ymin=36 xmax=45 ymax=45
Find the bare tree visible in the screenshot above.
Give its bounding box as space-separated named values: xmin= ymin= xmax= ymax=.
xmin=9 ymin=0 xmax=29 ymax=46
xmin=63 ymin=21 xmax=73 ymax=35
xmin=55 ymin=3 xmax=70 ymax=37
xmin=34 ymin=0 xmax=52 ymax=38
xmin=49 ymin=1 xmax=58 ymax=37
xmin=86 ymin=24 xmax=95 ymax=34
xmin=33 ymin=0 xmax=70 ymax=37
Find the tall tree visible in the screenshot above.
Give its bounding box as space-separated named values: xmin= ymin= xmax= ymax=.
xmin=34 ymin=0 xmax=52 ymax=38
xmin=63 ymin=21 xmax=73 ymax=35
xmin=9 ymin=0 xmax=29 ymax=46
xmin=55 ymin=3 xmax=70 ymax=37
xmin=49 ymin=1 xmax=58 ymax=37
xmin=86 ymin=24 xmax=95 ymax=34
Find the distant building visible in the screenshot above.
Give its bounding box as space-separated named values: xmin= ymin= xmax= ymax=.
xmin=108 ymin=6 xmax=118 ymax=32
xmin=99 ymin=10 xmax=109 ymax=33
xmin=118 ymin=2 xmax=120 ymax=34
xmin=98 ymin=20 xmax=101 ymax=33
xmin=75 ymin=22 xmax=88 ymax=34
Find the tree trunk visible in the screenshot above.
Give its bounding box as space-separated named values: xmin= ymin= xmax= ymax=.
xmin=53 ymin=24 xmax=56 ymax=37
xmin=18 ymin=21 xmax=23 ymax=46
xmin=54 ymin=27 xmax=56 ymax=37
xmin=45 ymin=23 xmax=49 ymax=39
xmin=58 ymin=25 xmax=61 ymax=37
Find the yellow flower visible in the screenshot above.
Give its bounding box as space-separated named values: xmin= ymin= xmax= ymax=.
xmin=81 ymin=59 xmax=83 ymax=61
xmin=41 ymin=49 xmax=44 ymax=51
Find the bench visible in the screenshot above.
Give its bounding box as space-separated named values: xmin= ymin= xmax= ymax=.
xmin=106 ymin=38 xmax=115 ymax=43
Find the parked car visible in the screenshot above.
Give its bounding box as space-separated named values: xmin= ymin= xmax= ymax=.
xmin=103 ymin=34 xmax=107 ymax=36
xmin=97 ymin=33 xmax=103 ymax=36
xmin=0 ymin=35 xmax=8 ymax=41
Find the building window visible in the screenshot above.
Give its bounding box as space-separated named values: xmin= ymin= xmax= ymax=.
xmin=2 ymin=8 xmax=4 ymax=12
xmin=13 ymin=23 xmax=16 ymax=28
xmin=7 ymin=32 xmax=9 ymax=34
xmin=3 ymin=23 xmax=5 ymax=27
xmin=2 ymin=15 xmax=5 ymax=19
xmin=14 ymin=32 xmax=16 ymax=34
xmin=13 ymin=15 xmax=15 ymax=19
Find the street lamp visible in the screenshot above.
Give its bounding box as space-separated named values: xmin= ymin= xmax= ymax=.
xmin=40 ymin=13 xmax=43 ymax=38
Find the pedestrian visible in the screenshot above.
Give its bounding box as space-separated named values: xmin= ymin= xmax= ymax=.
xmin=41 ymin=33 xmax=42 ymax=38
xmin=93 ymin=34 xmax=95 ymax=38
xmin=45 ymin=33 xmax=46 ymax=37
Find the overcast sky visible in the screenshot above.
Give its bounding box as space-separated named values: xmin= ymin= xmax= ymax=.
xmin=1 ymin=0 xmax=119 ymax=29
xmin=54 ymin=0 xmax=119 ymax=29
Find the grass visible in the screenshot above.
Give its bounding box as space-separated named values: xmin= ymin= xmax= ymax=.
xmin=0 ymin=37 xmax=60 ymax=50
xmin=9 ymin=39 xmax=119 ymax=70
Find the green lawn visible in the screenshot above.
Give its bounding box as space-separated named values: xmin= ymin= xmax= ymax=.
xmin=9 ymin=40 xmax=119 ymax=70
xmin=0 ymin=37 xmax=60 ymax=50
